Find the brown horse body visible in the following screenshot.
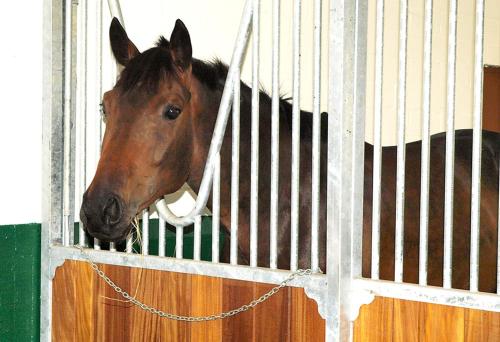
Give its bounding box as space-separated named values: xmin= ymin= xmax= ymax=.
xmin=81 ymin=18 xmax=499 ymax=292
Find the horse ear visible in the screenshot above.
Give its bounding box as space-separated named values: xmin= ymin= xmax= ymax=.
xmin=109 ymin=17 xmax=139 ymax=66
xmin=169 ymin=19 xmax=192 ymax=71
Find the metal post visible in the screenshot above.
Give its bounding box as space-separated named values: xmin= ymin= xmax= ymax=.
xmin=310 ymin=0 xmax=321 ymax=273
xmin=250 ymin=0 xmax=260 ymax=268
xmin=212 ymin=153 xmax=221 ymax=263
xmin=158 ymin=216 xmax=166 ymax=257
xmin=371 ymin=0 xmax=385 ymax=280
xmin=269 ymin=0 xmax=280 ymax=270
xmin=419 ymin=0 xmax=433 ymax=286
xmin=176 ymin=226 xmax=183 ymax=259
xmin=290 ymin=0 xmax=301 ymax=272
xmin=194 ymin=215 xmax=202 ymax=261
xmin=41 ymin=0 xmax=65 ymax=339
xmin=141 ymin=209 xmax=149 ymax=255
xmin=443 ymin=0 xmax=457 ymax=289
xmin=230 ymin=71 xmax=241 ymax=265
xmin=394 ymin=0 xmax=408 ymax=284
xmin=326 ymin=0 xmax=367 ymax=340
xmin=470 ymin=0 xmax=485 ymax=293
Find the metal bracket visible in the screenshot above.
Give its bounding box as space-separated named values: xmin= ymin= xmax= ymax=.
xmin=345 ymin=284 xmax=375 ymax=321
xmin=48 ymin=247 xmax=68 ymax=280
xmin=303 ymin=280 xmax=328 ymax=319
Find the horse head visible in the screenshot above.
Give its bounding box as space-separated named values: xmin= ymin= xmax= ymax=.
xmin=81 ymin=18 xmax=195 ymax=242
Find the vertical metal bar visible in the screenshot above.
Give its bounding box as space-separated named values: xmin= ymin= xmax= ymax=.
xmin=250 ymin=0 xmax=260 ymax=268
xmin=95 ymin=0 xmax=104 ymax=252
xmin=176 ymin=226 xmax=183 ymax=259
xmin=77 ymin=0 xmax=88 ymax=248
xmin=62 ymin=0 xmax=75 ymax=247
xmin=230 ymin=71 xmax=241 ymax=265
xmin=497 ymin=164 xmax=500 ymax=294
xmin=311 ymin=0 xmax=321 ymax=273
xmin=41 ymin=0 xmax=65 ymax=339
xmin=212 ymin=153 xmax=221 ymax=263
xmin=126 ymin=234 xmax=133 ymax=253
xmin=352 ymin=0 xmax=369 ymax=281
xmin=270 ymin=0 xmax=280 ymax=270
xmin=326 ymin=0 xmax=364 ymax=339
xmin=194 ymin=215 xmax=202 ymax=261
xmin=371 ymin=0 xmax=385 ymax=280
xmin=470 ymin=0 xmax=485 ymax=293
xmin=394 ymin=0 xmax=408 ymax=283
xmin=141 ymin=209 xmax=149 ymax=255
xmin=109 ymin=242 xmax=116 ymax=252
xmin=158 ymin=216 xmax=166 ymax=257
xmin=419 ymin=0 xmax=433 ymax=286
xmin=290 ymin=0 xmax=301 ymax=272
xmin=443 ymin=0 xmax=457 ymax=289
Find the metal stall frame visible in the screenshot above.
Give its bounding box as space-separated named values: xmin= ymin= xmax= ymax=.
xmin=42 ymin=0 xmax=500 ymax=341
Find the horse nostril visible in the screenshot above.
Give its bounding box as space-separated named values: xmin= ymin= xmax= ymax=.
xmin=101 ymin=195 xmax=123 ymax=226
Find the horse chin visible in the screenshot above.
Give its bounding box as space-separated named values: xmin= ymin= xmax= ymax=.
xmin=84 ymin=221 xmax=134 ymax=243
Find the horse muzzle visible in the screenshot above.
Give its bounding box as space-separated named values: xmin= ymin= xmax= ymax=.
xmin=80 ymin=191 xmax=132 ymax=242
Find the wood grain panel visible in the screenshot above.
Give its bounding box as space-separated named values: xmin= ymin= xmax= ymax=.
xmin=421 ymin=302 xmax=464 ymax=342
xmin=354 ymin=296 xmax=394 ymax=342
xmin=52 ymin=260 xmax=76 ymax=341
xmin=290 ymin=287 xmax=325 ymax=342
xmin=221 ymin=279 xmax=255 ymax=341
xmin=465 ymin=309 xmax=500 ymax=342
xmin=253 ymin=284 xmax=290 ymax=342
xmin=190 ymin=274 xmax=222 ymax=341
xmin=393 ymin=299 xmax=422 ymax=342
xmin=52 ymin=261 xmax=325 ymax=341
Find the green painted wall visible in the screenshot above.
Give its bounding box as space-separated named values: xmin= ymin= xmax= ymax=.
xmin=0 ymin=217 xmax=221 ymax=341
xmin=0 ymin=223 xmax=41 ymax=342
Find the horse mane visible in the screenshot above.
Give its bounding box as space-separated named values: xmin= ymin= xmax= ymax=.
xmin=117 ymin=36 xmax=327 ymax=140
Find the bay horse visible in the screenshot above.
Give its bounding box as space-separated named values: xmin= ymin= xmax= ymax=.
xmin=80 ymin=18 xmax=500 ymax=292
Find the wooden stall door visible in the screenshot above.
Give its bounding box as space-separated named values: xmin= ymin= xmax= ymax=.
xmin=52 ymin=261 xmax=325 ymax=341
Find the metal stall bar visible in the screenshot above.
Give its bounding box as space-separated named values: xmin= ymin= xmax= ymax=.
xmin=290 ymin=0 xmax=301 ymax=272
xmin=310 ymin=0 xmax=321 ymax=273
xmin=326 ymin=0 xmax=367 ymax=339
xmin=77 ymin=0 xmax=88 ymax=248
xmin=142 ymin=209 xmax=149 ymax=255
xmin=497 ymin=165 xmax=500 ymax=294
xmin=194 ymin=215 xmax=202 ymax=261
xmin=470 ymin=0 xmax=485 ymax=293
xmin=269 ymin=0 xmax=280 ymax=270
xmin=41 ymin=0 xmax=66 ymax=339
xmin=176 ymin=226 xmax=183 ymax=258
xmin=94 ymin=0 xmax=104 ymax=252
xmin=371 ymin=0 xmax=385 ymax=280
xmin=109 ymin=242 xmax=116 ymax=252
xmin=62 ymin=0 xmax=76 ymax=247
xmin=212 ymin=153 xmax=221 ymax=263
xmin=230 ymin=70 xmax=241 ymax=265
xmin=443 ymin=0 xmax=457 ymax=289
xmin=158 ymin=216 xmax=166 ymax=257
xmin=394 ymin=0 xmax=408 ymax=283
xmin=419 ymin=0 xmax=433 ymax=286
xmin=250 ymin=0 xmax=260 ymax=267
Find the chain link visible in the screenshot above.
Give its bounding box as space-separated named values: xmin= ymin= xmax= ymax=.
xmin=75 ymin=245 xmax=312 ymax=321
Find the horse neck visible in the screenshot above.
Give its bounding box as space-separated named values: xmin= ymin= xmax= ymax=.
xmin=186 ymin=76 xmax=224 ymax=193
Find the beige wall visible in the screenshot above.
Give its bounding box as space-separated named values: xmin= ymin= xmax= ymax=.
xmin=365 ymin=0 xmax=500 ymax=145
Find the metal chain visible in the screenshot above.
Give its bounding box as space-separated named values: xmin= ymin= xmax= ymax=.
xmin=75 ymin=245 xmax=312 ymax=321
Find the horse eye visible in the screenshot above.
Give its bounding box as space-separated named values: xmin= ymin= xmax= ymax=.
xmin=163 ymin=105 xmax=182 ymax=120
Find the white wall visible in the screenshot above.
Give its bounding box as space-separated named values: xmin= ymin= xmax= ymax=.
xmin=0 ymin=1 xmax=43 ymax=224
